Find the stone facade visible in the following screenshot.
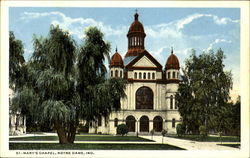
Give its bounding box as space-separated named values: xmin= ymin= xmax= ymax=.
xmin=89 ymin=12 xmax=181 ymax=135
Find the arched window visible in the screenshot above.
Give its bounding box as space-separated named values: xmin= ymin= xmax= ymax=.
xmin=126 ymin=115 xmax=136 ymax=132
xmin=134 ymin=72 xmax=137 ymax=79
xmin=152 ymin=73 xmax=155 ymax=79
xmin=115 ymin=70 xmax=118 ymax=77
xmin=98 ymin=116 xmax=102 ymax=126
xmin=148 ymin=72 xmax=151 ymax=79
xmin=173 ymin=72 xmax=176 ymax=78
xmin=136 ymin=87 xmax=153 ymax=109
xmin=170 ymin=95 xmax=173 ymax=109
xmin=153 ymin=116 xmax=163 ymax=132
xmin=111 ymin=70 xmax=113 ymax=77
xmin=120 ymin=70 xmax=122 ymax=78
xmin=140 ymin=116 xmax=149 ymax=132
xmin=143 ymin=73 xmax=146 ymax=79
xmin=172 ymin=118 xmax=176 ymax=128
xmin=114 ymin=118 xmax=118 ymax=127
xmin=139 ymin=72 xmax=142 ymax=79
xmin=177 ymin=72 xmax=179 ymax=79
xmin=168 ymin=72 xmax=170 ymax=79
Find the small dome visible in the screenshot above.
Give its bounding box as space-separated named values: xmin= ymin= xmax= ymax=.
xmin=165 ymin=50 xmax=180 ymax=70
xmin=127 ymin=13 xmax=145 ymax=35
xmin=110 ymin=51 xmax=124 ymax=68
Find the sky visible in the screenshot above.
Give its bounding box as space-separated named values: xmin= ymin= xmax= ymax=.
xmin=9 ymin=7 xmax=240 ymax=102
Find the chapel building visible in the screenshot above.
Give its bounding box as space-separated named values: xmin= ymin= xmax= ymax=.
xmin=89 ymin=12 xmax=181 ymax=135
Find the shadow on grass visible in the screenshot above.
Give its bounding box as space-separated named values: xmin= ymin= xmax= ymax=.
xmin=167 ymin=134 xmax=240 ymax=142
xmin=10 ymin=136 xmax=154 ymax=142
xmin=9 ymin=143 xmax=185 ymax=150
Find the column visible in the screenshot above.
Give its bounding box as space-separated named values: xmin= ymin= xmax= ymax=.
xmin=149 ymin=120 xmax=153 ymax=132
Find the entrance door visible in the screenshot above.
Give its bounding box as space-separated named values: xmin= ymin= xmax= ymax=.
xmin=140 ymin=116 xmax=149 ymax=132
xmin=126 ymin=116 xmax=136 ymax=132
xmin=153 ymin=116 xmax=163 ymax=132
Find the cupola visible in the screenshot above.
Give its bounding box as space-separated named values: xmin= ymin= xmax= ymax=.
xmin=110 ymin=48 xmax=124 ymax=78
xmin=165 ymin=48 xmax=180 ymax=70
xmin=125 ymin=11 xmax=146 ymax=58
xmin=110 ymin=48 xmax=124 ymax=68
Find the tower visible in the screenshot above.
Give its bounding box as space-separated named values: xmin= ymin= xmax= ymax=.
xmin=165 ymin=47 xmax=180 ymax=81
xmin=109 ymin=48 xmax=124 ymax=78
xmin=125 ymin=12 xmax=146 ymax=58
xmin=165 ymin=47 xmax=180 ymax=111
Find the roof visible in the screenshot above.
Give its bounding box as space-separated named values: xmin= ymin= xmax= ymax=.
xmin=165 ymin=51 xmax=180 ymax=70
xmin=110 ymin=51 xmax=124 ymax=68
xmin=125 ymin=50 xmax=162 ymax=70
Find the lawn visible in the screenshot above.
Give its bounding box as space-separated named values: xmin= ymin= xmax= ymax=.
xmin=10 ymin=135 xmax=153 ymax=142
xmin=9 ymin=143 xmax=185 ymax=150
xmin=167 ymin=134 xmax=240 ymax=142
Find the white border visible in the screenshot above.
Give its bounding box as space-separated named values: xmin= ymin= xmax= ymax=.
xmin=1 ymin=1 xmax=249 ymax=158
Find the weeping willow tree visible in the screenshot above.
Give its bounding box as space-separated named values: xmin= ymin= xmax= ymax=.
xmin=11 ymin=25 xmax=127 ymax=144
xmin=77 ymin=26 xmax=127 ymax=127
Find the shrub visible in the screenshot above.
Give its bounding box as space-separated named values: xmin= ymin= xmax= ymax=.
xmin=161 ymin=129 xmax=167 ymax=136
xmin=199 ymin=125 xmax=207 ymax=138
xmin=176 ymin=123 xmax=185 ymax=137
xmin=116 ymin=124 xmax=128 ymax=136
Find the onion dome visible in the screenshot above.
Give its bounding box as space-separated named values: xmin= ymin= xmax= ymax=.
xmin=110 ymin=48 xmax=124 ymax=68
xmin=127 ymin=13 xmax=145 ymax=35
xmin=165 ymin=48 xmax=180 ymax=70
xmin=125 ymin=11 xmax=146 ymax=58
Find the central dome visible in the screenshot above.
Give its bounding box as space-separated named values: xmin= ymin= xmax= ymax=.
xmin=125 ymin=12 xmax=146 ymax=58
xmin=128 ymin=13 xmax=145 ymax=34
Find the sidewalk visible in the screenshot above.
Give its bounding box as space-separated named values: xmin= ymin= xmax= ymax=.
xmin=140 ymin=135 xmax=240 ymax=150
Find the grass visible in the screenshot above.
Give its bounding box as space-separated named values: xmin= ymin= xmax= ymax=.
xmin=167 ymin=134 xmax=240 ymax=142
xmin=10 ymin=135 xmax=153 ymax=142
xmin=9 ymin=143 xmax=185 ymax=150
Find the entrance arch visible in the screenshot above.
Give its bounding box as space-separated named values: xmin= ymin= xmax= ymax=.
xmin=139 ymin=116 xmax=149 ymax=132
xmin=136 ymin=86 xmax=153 ymax=109
xmin=153 ymin=116 xmax=163 ymax=132
xmin=126 ymin=115 xmax=136 ymax=132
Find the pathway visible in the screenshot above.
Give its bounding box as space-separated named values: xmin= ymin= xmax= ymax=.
xmin=140 ymin=135 xmax=240 ymax=150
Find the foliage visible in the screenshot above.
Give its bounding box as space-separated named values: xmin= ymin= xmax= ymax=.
xmin=161 ymin=129 xmax=167 ymax=136
xmin=231 ymin=96 xmax=240 ymax=136
xmin=116 ymin=124 xmax=129 ymax=136
xmin=161 ymin=129 xmax=167 ymax=144
xmin=176 ymin=49 xmax=233 ymax=134
xmin=9 ymin=31 xmax=25 ymax=90
xmin=176 ymin=123 xmax=185 ymax=137
xmin=199 ymin=125 xmax=207 ymax=138
xmin=10 ymin=26 xmax=127 ymax=144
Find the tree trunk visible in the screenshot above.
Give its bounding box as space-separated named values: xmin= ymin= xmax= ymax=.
xmin=55 ymin=121 xmax=70 ymax=144
xmin=67 ymin=122 xmax=77 ymax=143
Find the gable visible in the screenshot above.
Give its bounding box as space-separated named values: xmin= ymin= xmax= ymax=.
xmin=133 ymin=56 xmax=157 ymax=67
xmin=125 ymin=50 xmax=162 ymax=70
